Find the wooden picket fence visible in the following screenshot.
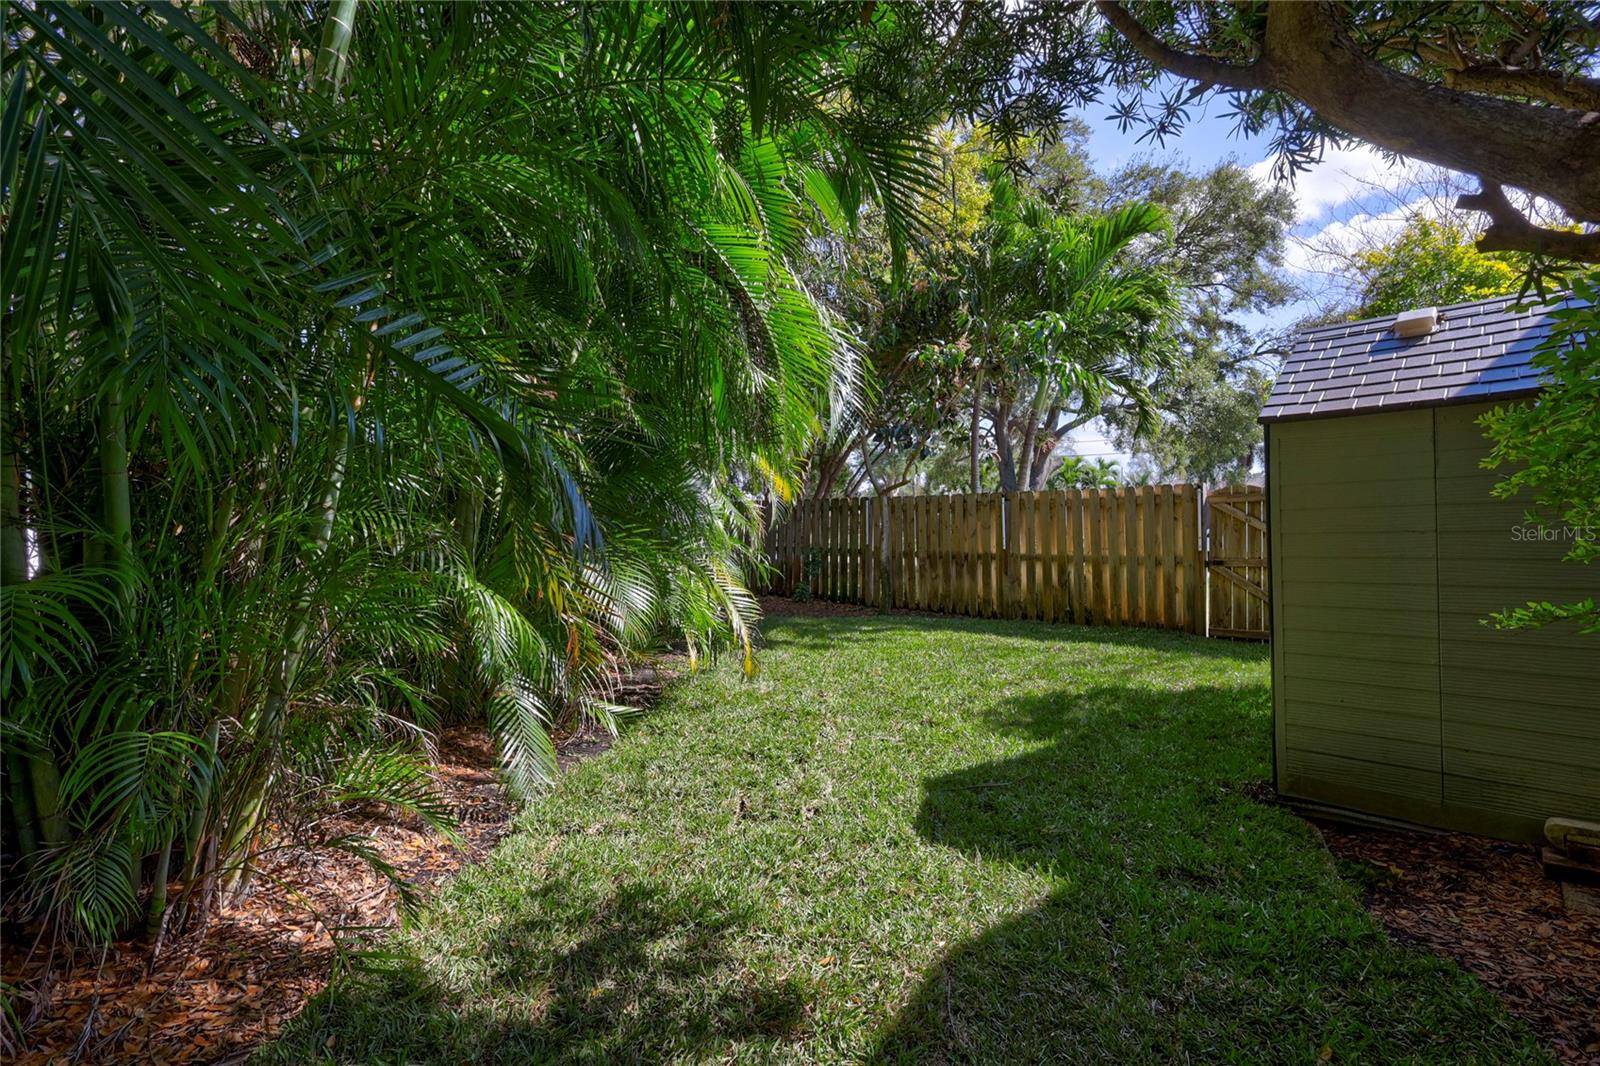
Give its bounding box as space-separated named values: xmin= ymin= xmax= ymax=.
xmin=763 ymin=485 xmax=1206 ymax=633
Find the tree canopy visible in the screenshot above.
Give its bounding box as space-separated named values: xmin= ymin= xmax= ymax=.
xmin=1349 ymin=217 xmax=1528 ymax=318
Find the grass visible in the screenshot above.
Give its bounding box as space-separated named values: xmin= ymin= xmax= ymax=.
xmin=260 ymin=612 xmax=1549 ymax=1064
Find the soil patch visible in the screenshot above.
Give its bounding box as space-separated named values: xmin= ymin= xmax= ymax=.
xmin=758 ymin=594 xmax=877 ymax=618
xmin=3 ymin=660 xmax=680 ymax=1064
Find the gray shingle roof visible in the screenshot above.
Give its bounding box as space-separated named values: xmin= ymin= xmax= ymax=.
xmin=1260 ymin=293 xmax=1581 ymax=423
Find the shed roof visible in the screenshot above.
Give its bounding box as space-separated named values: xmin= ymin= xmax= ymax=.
xmin=1260 ymin=292 xmax=1580 ymax=423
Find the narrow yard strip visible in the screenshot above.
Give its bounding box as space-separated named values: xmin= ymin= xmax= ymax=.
xmin=262 ymin=612 xmax=1551 ymax=1064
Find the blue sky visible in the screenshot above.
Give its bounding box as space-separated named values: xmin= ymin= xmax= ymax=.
xmin=1062 ymin=93 xmax=1443 ymax=466
xmin=1081 ymin=90 xmax=1255 ymax=174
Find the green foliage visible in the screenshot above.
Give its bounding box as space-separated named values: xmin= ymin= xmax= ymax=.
xmin=1478 ymin=273 xmax=1600 ymax=634
xmin=1353 ymin=219 xmax=1526 ymax=318
xmin=0 ymin=2 xmax=940 ymax=943
xmin=956 ymin=171 xmax=1182 ymax=491
xmin=1046 ymin=456 xmax=1122 ymax=490
xmin=261 ymin=613 xmax=1547 ymax=1063
xmin=1101 ymin=161 xmax=1297 ymax=483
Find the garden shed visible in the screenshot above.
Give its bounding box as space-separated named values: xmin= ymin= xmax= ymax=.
xmin=1261 ymin=293 xmax=1599 ymax=843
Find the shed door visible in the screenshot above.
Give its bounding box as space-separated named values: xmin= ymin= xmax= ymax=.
xmin=1271 ymin=410 xmax=1443 ymax=821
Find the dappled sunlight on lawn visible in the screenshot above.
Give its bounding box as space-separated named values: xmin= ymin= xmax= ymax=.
xmin=263 ymin=614 xmax=1549 ymax=1065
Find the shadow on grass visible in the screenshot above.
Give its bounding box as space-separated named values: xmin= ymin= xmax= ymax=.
xmin=869 ymin=681 xmax=1543 ymax=1064
xmin=261 ymin=881 xmax=807 ymax=1065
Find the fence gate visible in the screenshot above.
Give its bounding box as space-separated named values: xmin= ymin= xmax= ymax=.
xmin=1205 ymin=486 xmax=1269 ymax=639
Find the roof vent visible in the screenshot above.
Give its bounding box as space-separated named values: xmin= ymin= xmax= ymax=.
xmin=1393 ymin=306 xmax=1438 ymax=338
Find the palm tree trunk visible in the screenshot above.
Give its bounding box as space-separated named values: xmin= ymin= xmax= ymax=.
xmin=5 ymin=385 xmax=67 ymax=849
xmin=224 ymin=419 xmax=350 ymax=900
xmin=199 ymin=483 xmax=237 ymax=584
xmin=146 ymin=833 xmax=175 ymax=938
xmin=181 ymin=719 xmax=221 ymax=883
xmin=27 ymin=751 xmax=66 ymax=848
xmin=1 ymin=399 xmax=27 ymax=586
xmin=100 ymin=381 xmax=134 ymax=586
xmin=0 ymin=387 xmax=52 ymax=853
xmin=315 ymin=0 xmax=359 ymax=96
xmin=266 ymin=420 xmax=350 ymax=730
xmin=1018 ymin=375 xmax=1050 ymax=491
xmin=5 ymin=755 xmax=39 ymax=859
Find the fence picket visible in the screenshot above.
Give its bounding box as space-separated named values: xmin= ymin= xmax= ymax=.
xmin=956 ymin=496 xmax=966 ymax=615
xmin=1185 ymin=486 xmax=1204 ymax=632
xmin=1145 ymin=486 xmax=1158 ymax=627
xmin=1033 ymin=493 xmax=1048 ymax=621
xmin=839 ymin=501 xmax=849 ymax=601
xmin=983 ymin=494 xmax=992 ymax=616
xmin=853 ymin=499 xmax=862 ymax=601
xmin=1100 ymin=488 xmax=1115 ymax=624
xmin=1013 ymin=493 xmax=1029 ymax=618
xmin=934 ymin=492 xmax=947 ymax=611
xmin=1033 ymin=492 xmax=1048 ymax=619
xmin=1120 ymin=486 xmax=1132 ymax=624
xmin=1036 ymin=492 xmax=1049 ymax=617
xmin=918 ymin=494 xmax=927 ymax=610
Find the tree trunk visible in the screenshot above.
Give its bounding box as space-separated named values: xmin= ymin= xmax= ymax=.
xmin=1 ymin=390 xmax=27 ymax=586
xmin=314 ymin=0 xmax=359 ymax=96
xmin=1018 ymin=375 xmax=1051 ymax=490
xmin=968 ymin=369 xmax=985 ymax=494
xmin=181 ymin=719 xmax=221 ymax=884
xmin=812 ymin=443 xmax=852 ymax=500
xmin=1097 ymin=0 xmax=1600 ymax=244
xmin=199 ymin=483 xmax=237 ymax=585
xmin=27 ymin=751 xmax=66 ymax=848
xmin=146 ymin=833 xmax=175 ymax=939
xmin=224 ymin=417 xmax=351 ymax=900
xmin=5 ymin=755 xmax=39 ymax=859
xmin=99 ymin=381 xmax=134 ymax=589
xmin=994 ymin=406 xmax=1019 ymax=493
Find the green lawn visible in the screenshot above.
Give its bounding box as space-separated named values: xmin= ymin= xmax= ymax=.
xmin=261 ymin=612 xmax=1547 ymax=1064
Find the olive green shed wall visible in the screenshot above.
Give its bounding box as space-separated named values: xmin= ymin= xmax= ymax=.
xmin=1268 ymin=402 xmax=1600 ymax=842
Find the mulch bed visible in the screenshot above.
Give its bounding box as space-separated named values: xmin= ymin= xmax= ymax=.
xmin=3 ymin=661 xmax=681 ymax=1065
xmin=1321 ymin=823 xmax=1600 ymax=1064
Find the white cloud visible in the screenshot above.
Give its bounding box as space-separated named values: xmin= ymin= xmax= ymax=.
xmin=1248 ymin=144 xmax=1426 ymax=224
xmin=1283 ymin=201 xmax=1421 ymax=277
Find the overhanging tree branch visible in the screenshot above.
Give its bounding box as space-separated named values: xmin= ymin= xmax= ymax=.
xmin=1457 ymin=184 xmax=1600 ymax=262
xmin=1094 ymin=1 xmax=1272 ymax=91
xmin=1443 ymin=65 xmax=1600 ymax=113
xmin=1097 ymin=1 xmax=1600 ymax=226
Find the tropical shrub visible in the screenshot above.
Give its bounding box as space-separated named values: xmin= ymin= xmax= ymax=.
xmin=0 ymin=2 xmax=936 ymax=943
